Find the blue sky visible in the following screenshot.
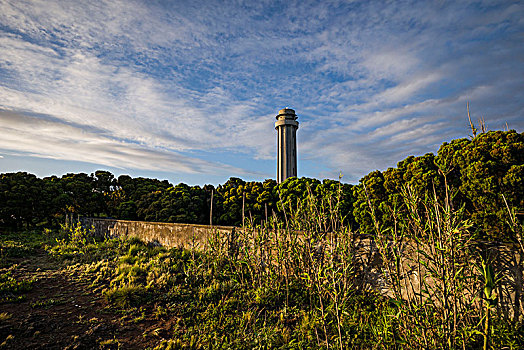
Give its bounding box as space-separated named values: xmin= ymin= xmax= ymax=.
xmin=0 ymin=0 xmax=523 ymax=185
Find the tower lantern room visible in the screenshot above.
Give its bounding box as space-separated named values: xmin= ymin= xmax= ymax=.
xmin=275 ymin=108 xmax=299 ymax=183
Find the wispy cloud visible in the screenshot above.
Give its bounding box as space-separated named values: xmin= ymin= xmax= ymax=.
xmin=0 ymin=109 xmax=246 ymax=175
xmin=0 ymin=0 xmax=522 ymax=183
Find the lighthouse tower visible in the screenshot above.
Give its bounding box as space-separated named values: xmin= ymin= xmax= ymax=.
xmin=275 ymin=108 xmax=299 ymax=183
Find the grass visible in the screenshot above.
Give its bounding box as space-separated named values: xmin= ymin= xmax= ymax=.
xmin=1 ymin=182 xmax=523 ymax=349
xmin=30 ymin=296 xmax=68 ymax=309
xmin=0 ymin=271 xmax=34 ymax=303
xmin=0 ymin=229 xmax=55 ymax=268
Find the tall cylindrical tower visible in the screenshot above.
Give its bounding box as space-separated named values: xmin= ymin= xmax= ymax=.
xmin=275 ymin=108 xmax=299 ymax=183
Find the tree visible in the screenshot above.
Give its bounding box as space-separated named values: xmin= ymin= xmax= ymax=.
xmin=60 ymin=173 xmax=98 ymax=216
xmin=353 ymin=171 xmax=389 ymax=234
xmin=0 ymin=172 xmax=44 ymax=228
xmin=436 ymin=130 xmax=524 ymax=239
xmin=353 ymin=130 xmax=524 ymax=241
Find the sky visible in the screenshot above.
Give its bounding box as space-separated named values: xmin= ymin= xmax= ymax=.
xmin=0 ymin=0 xmax=523 ymax=186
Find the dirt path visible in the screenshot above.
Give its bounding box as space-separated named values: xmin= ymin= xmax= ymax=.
xmin=0 ymin=250 xmax=170 ymax=349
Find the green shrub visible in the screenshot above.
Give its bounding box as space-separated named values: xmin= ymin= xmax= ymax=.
xmin=0 ymin=271 xmax=34 ymax=303
xmin=103 ymin=285 xmax=149 ymax=309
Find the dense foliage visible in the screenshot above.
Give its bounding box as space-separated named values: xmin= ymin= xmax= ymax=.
xmin=352 ymin=130 xmax=524 ymax=240
xmin=0 ymin=172 xmax=354 ymax=231
xmin=1 ymin=130 xmax=522 ymax=240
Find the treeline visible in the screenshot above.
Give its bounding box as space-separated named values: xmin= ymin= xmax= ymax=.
xmin=0 ymin=170 xmax=353 ymax=230
xmin=1 ymin=130 xmax=522 ymax=240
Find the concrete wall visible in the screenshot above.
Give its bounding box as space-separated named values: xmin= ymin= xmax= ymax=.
xmin=349 ymin=236 xmax=524 ymax=322
xmin=80 ymin=217 xmax=236 ymax=250
xmin=79 ymin=217 xmax=523 ymax=321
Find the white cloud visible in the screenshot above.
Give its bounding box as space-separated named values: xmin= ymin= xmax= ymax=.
xmin=0 ymin=109 xmax=245 ymax=175
xmin=0 ymin=0 xmax=522 ymax=183
xmin=373 ymin=72 xmax=442 ymax=105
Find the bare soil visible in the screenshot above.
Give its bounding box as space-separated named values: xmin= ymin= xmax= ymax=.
xmin=0 ymin=250 xmax=174 ymax=349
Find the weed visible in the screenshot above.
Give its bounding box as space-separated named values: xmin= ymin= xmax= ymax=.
xmin=0 ymin=334 xmax=14 ymax=348
xmin=30 ymin=297 xmax=67 ymax=308
xmin=7 ymin=177 xmax=519 ymax=349
xmin=154 ymin=305 xmax=168 ymax=319
xmin=99 ymin=338 xmax=120 ymax=350
xmin=103 ymin=285 xmax=149 ymax=309
xmin=0 ymin=271 xmax=34 ymax=303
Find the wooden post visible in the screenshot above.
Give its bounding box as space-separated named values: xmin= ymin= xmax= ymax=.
xmin=210 ymin=189 xmax=214 ymax=226
xmin=265 ymin=203 xmax=268 ymax=226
